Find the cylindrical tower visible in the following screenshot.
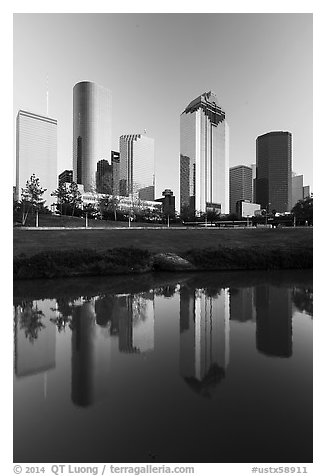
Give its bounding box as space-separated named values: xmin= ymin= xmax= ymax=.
xmin=73 ymin=81 xmax=112 ymax=192
xmin=256 ymin=131 xmax=292 ymax=213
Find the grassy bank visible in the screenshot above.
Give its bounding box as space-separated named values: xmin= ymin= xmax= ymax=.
xmin=13 ymin=240 xmax=312 ymax=281
xmin=13 ymin=248 xmax=153 ymax=280
xmin=14 ymin=227 xmax=312 ymax=257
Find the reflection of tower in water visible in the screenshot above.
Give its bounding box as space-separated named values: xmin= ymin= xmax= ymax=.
xmin=180 ymin=287 xmax=230 ymax=397
xmin=229 ymin=287 xmax=256 ymax=322
xmin=14 ymin=303 xmax=56 ymax=377
xmin=71 ymin=299 xmax=96 ymax=407
xmin=255 ymin=285 xmax=292 ymax=357
xmin=95 ymin=292 xmax=154 ymax=354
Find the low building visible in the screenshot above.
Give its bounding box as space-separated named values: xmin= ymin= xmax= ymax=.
xmin=155 ymin=189 xmax=176 ymax=217
xmin=236 ymin=200 xmax=261 ymax=218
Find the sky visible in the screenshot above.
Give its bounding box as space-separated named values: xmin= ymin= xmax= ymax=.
xmin=13 ymin=13 xmax=313 ymax=204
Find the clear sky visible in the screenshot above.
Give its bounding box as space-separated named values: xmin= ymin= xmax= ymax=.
xmin=13 ymin=13 xmax=313 ymax=204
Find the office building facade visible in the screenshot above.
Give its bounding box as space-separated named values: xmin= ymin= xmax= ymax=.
xmin=180 ymin=91 xmax=229 ymax=215
xmin=229 ymin=165 xmax=253 ymax=215
xmin=96 ymin=159 xmax=111 ymax=194
xmin=111 ymin=151 xmax=120 ymax=196
xmin=58 ymin=169 xmax=73 ymax=187
xmin=16 ymin=110 xmax=57 ymax=207
xmin=73 ymin=81 xmax=112 ymax=192
xmin=256 ymin=131 xmax=292 ymax=213
xmin=292 ymin=174 xmax=304 ymax=208
xmin=119 ymin=134 xmax=155 ymax=200
xmin=303 ymin=185 xmax=310 ymax=199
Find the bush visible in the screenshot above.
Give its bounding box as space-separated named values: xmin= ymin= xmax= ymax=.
xmin=13 ymin=247 xmax=152 ymax=280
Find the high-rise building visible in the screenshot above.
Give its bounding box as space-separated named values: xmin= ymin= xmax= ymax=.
xmin=73 ymin=81 xmax=112 ymax=192
xmin=256 ymin=131 xmax=292 ymax=213
xmin=303 ymin=185 xmax=310 ymax=199
xmin=16 ymin=110 xmax=57 ymax=207
xmin=292 ymin=174 xmax=304 ymax=208
xmin=251 ymin=163 xmax=257 ymax=202
xmin=180 ymin=91 xmax=229 ymax=215
xmin=119 ymin=134 xmax=155 ymax=200
xmin=58 ymin=169 xmax=73 ymax=187
xmin=229 ymin=165 xmax=253 ymax=215
xmin=111 ymin=150 xmax=120 ymax=196
xmin=96 ymin=159 xmax=112 ymax=194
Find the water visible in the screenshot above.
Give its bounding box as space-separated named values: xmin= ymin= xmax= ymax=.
xmin=13 ymin=270 xmax=313 ymax=463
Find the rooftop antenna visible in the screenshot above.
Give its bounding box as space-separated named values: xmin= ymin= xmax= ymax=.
xmin=46 ymin=74 xmax=49 ymax=116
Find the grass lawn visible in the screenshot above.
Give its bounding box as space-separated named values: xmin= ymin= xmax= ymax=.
xmin=13 ymin=226 xmax=313 ymax=258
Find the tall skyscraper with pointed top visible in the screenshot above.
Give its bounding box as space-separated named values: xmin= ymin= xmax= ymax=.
xmin=73 ymin=81 xmax=112 ymax=192
xmin=180 ymin=91 xmax=229 ymax=215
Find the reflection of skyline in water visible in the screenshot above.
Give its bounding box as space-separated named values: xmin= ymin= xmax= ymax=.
xmin=13 ymin=272 xmax=313 ymax=463
xmin=14 ymin=278 xmax=311 ymax=403
xmin=179 ymin=286 xmax=229 ymax=397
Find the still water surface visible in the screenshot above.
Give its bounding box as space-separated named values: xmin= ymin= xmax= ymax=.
xmin=13 ymin=270 xmax=313 ymax=463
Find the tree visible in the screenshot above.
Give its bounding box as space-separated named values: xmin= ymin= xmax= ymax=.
xmin=20 ymin=174 xmax=47 ymax=225
xmin=70 ymin=181 xmax=83 ymax=216
xmin=291 ymin=197 xmax=313 ymax=226
xmin=99 ymin=195 xmax=120 ymax=221
xmin=51 ymin=181 xmax=82 ymax=217
xmin=180 ymin=204 xmax=195 ymax=222
xmin=51 ymin=182 xmax=71 ymax=215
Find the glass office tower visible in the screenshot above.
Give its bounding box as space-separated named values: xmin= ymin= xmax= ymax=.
xmin=16 ymin=110 xmax=57 ymax=208
xmin=256 ymin=131 xmax=292 ymax=213
xmin=73 ymin=81 xmax=112 ymax=192
xmin=119 ymin=134 xmax=155 ymax=200
xmin=180 ymin=91 xmax=229 ymax=215
xmin=229 ymin=165 xmax=253 ymax=215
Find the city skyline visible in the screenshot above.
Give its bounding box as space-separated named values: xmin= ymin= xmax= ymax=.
xmin=13 ymin=13 xmax=313 ymax=208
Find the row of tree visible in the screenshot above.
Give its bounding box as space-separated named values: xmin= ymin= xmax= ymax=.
xmin=13 ymin=174 xmax=173 ymax=225
xmin=14 ymin=174 xmax=313 ymax=226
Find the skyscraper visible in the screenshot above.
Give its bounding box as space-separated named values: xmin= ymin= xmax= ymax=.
xmin=16 ymin=110 xmax=57 ymax=207
xmin=229 ymin=165 xmax=253 ymax=215
xmin=96 ymin=159 xmax=112 ymax=194
xmin=180 ymin=91 xmax=229 ymax=215
xmin=119 ymin=134 xmax=155 ymax=200
xmin=73 ymin=81 xmax=112 ymax=192
xmin=256 ymin=131 xmax=292 ymax=213
xmin=58 ymin=169 xmax=73 ymax=187
xmin=292 ymin=174 xmax=304 ymax=208
xmin=111 ymin=150 xmax=120 ymax=196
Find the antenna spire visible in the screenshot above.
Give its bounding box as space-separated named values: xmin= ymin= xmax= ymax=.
xmin=46 ymin=74 xmax=49 ymax=116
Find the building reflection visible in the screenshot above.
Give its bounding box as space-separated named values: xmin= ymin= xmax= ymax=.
xmin=229 ymin=287 xmax=256 ymax=322
xmin=70 ymin=291 xmax=155 ymax=407
xmin=14 ymin=301 xmax=56 ymax=378
xmin=255 ymin=285 xmax=292 ymax=357
xmin=95 ymin=292 xmax=154 ymax=353
xmin=179 ymin=286 xmax=230 ymax=397
xmin=71 ymin=298 xmax=96 ymax=407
